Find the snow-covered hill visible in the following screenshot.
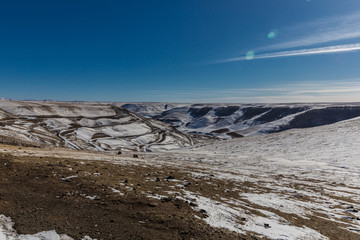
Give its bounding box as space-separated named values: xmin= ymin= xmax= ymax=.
xmin=2 ymin=100 xmax=360 ymax=153
xmin=1 ymin=101 xmax=360 ymax=239
xmin=0 ymin=97 xmax=11 ymax=101
xmin=0 ymin=101 xmax=192 ymax=152
xmin=121 ymin=102 xmax=360 ymax=138
xmin=147 ymin=116 xmax=360 ymax=239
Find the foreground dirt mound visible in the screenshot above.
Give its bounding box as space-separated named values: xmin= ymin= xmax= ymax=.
xmin=0 ymin=146 xmax=253 ymax=240
xmin=1 ymin=137 xmax=359 ymax=240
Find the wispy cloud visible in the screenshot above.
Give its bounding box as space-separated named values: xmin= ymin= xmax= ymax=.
xmin=214 ymin=11 xmax=360 ymax=64
xmin=218 ymin=43 xmax=360 ymax=63
xmin=266 ymin=11 xmax=360 ymax=50
xmin=141 ymin=81 xmax=360 ymax=103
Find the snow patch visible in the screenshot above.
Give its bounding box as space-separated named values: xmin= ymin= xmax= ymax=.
xmin=0 ymin=214 xmax=78 ymax=240
xmin=181 ymin=191 xmax=328 ymax=240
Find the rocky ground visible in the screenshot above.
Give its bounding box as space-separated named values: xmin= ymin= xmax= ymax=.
xmin=1 ymin=139 xmax=360 ymax=239
xmin=1 ymin=114 xmax=360 ymax=240
xmin=0 ymin=144 xmax=258 ymax=240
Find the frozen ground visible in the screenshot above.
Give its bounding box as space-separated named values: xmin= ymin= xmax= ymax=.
xmin=0 ymin=100 xmax=360 ymax=239
xmin=0 ymin=100 xmax=192 ymax=152
xmin=0 ymin=214 xmax=93 ymax=240
xmin=146 ymin=116 xmax=360 ymax=239
xmin=1 ymin=116 xmax=359 ymax=239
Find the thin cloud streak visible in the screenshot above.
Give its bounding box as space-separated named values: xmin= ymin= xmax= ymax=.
xmin=141 ymin=81 xmax=360 ymax=103
xmin=265 ymin=11 xmax=360 ymax=50
xmin=219 ymin=43 xmax=360 ymax=63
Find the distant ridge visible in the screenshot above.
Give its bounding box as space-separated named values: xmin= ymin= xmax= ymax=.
xmin=0 ymin=97 xmax=11 ymax=101
xmin=121 ymin=102 xmax=360 ymax=139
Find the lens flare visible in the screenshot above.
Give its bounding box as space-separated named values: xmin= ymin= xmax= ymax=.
xmin=245 ymin=51 xmax=255 ymax=60
xmin=267 ymin=29 xmax=279 ymax=39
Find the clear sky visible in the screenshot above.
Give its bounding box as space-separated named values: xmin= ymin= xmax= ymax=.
xmin=2 ymin=0 xmax=360 ymax=103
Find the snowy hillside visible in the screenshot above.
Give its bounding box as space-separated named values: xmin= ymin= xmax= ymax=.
xmin=121 ymin=102 xmax=360 ymax=139
xmin=2 ymin=100 xmax=360 ymax=153
xmin=147 ymin=116 xmax=360 ymax=239
xmin=1 ymin=101 xmax=360 ymax=239
xmin=0 ymin=101 xmax=192 ymax=152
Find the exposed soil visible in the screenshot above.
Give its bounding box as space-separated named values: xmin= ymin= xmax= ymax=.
xmin=0 ymin=146 xmax=258 ymax=240
xmin=0 ymin=143 xmax=359 ymax=240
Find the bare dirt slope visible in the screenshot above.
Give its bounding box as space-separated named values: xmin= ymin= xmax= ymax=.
xmin=0 ymin=144 xmax=256 ymax=240
xmin=1 ymin=139 xmax=360 ymax=239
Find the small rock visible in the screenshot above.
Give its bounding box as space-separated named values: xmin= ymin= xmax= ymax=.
xmin=154 ymin=177 xmax=160 ymax=182
xmin=165 ymin=176 xmax=175 ymax=180
xmin=189 ymin=202 xmax=198 ymax=207
xmin=199 ymin=209 xmax=209 ymax=218
xmin=147 ymin=203 xmax=157 ymax=207
xmin=161 ymin=197 xmax=172 ymax=202
xmin=264 ymin=223 xmax=271 ymax=229
xmin=347 ymin=209 xmax=358 ymax=213
xmin=199 ymin=209 xmax=207 ymax=214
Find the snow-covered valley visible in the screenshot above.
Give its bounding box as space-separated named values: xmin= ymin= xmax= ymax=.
xmin=121 ymin=102 xmax=360 ymax=139
xmin=0 ymin=100 xmax=359 ymax=239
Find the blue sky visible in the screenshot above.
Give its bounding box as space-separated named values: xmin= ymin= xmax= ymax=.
xmin=1 ymin=0 xmax=360 ymax=103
